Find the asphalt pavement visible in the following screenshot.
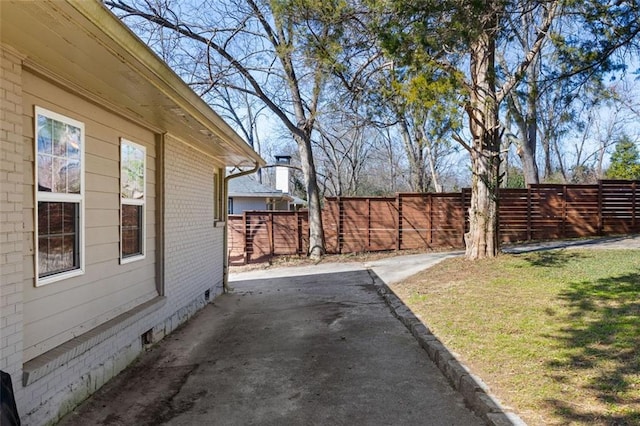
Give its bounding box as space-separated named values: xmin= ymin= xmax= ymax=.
xmin=58 ymin=252 xmax=484 ymax=426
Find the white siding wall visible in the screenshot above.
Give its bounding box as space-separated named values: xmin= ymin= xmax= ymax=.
xmin=1 ymin=57 xmax=228 ymax=426
xmin=21 ymin=71 xmax=158 ymax=362
xmin=230 ymin=197 xmax=268 ymax=214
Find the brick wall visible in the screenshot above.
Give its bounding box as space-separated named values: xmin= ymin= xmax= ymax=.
xmin=164 ymin=135 xmax=224 ymax=313
xmin=0 ymin=44 xmax=26 ymax=406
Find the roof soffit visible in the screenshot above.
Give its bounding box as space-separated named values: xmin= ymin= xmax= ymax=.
xmin=0 ymin=0 xmax=263 ymax=167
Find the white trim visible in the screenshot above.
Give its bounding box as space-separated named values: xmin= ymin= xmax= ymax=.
xmin=34 ymin=106 xmax=85 ymax=287
xmin=120 ymin=253 xmax=145 ymax=264
xmin=120 ymin=138 xmax=147 ymax=263
xmin=122 ymin=198 xmax=145 ymax=206
xmin=37 ymin=192 xmax=83 ymax=203
xmin=35 ymin=106 xmax=84 ymax=132
xmin=36 ymin=268 xmax=85 ymax=287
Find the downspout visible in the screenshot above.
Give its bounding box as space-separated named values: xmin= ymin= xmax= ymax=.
xmin=223 ymin=162 xmax=260 ymax=292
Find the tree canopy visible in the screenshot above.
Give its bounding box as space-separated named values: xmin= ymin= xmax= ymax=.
xmin=607 ymin=136 xmax=640 ymax=180
xmin=106 ymin=0 xmax=640 ymax=260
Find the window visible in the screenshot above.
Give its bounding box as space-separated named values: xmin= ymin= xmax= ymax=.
xmin=120 ymin=139 xmax=146 ymax=262
xmin=35 ymin=107 xmax=84 ymax=285
xmin=228 ymin=197 xmax=234 ymax=215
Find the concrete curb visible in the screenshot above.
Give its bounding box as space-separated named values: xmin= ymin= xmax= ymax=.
xmin=368 ymin=269 xmax=527 ymax=426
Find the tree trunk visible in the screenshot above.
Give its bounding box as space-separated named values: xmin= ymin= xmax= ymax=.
xmin=425 ymin=138 xmax=442 ymax=192
xmin=520 ymin=63 xmax=539 ymax=185
xmin=398 ymin=118 xmax=427 ymax=192
xmin=596 ymin=141 xmax=605 ymax=180
xmin=296 ymin=134 xmax=325 ymax=258
xmin=518 ymin=133 xmax=539 ymax=185
xmin=541 ymin=133 xmax=552 ymax=180
xmin=553 ymin=136 xmax=568 ymax=183
xmin=464 ymin=32 xmax=500 ymax=260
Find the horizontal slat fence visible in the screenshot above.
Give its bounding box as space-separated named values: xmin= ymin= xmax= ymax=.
xmin=228 ymin=180 xmax=640 ymax=264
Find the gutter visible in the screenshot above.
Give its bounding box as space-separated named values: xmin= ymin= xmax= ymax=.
xmin=222 ymin=162 xmax=261 ymax=292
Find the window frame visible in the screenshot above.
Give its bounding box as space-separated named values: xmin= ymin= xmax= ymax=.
xmin=34 ymin=106 xmax=85 ymax=286
xmin=228 ymin=197 xmax=234 ymax=215
xmin=120 ymin=138 xmax=146 ymax=263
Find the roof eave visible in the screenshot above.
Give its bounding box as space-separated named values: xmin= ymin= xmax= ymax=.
xmin=70 ymin=1 xmax=264 ymax=167
xmin=0 ymin=0 xmax=264 ymax=167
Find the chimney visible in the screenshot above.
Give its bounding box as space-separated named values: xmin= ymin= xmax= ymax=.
xmin=274 ymin=155 xmax=291 ymax=194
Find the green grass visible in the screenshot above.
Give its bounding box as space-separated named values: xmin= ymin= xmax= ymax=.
xmin=390 ymin=249 xmax=640 ymax=425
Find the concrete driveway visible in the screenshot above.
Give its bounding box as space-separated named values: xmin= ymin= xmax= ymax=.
xmin=502 ymin=234 xmax=640 ymax=253
xmin=59 ymin=254 xmax=483 ymax=426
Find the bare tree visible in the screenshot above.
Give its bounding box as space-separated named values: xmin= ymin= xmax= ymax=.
xmin=365 ymin=127 xmax=409 ymax=195
xmin=204 ymin=84 xmax=269 ymax=181
xmin=314 ymin=113 xmax=376 ymax=196
xmin=567 ymin=93 xmax=631 ymax=183
xmin=499 ymin=8 xmax=546 ymax=186
xmin=105 ymin=0 xmax=356 ymax=257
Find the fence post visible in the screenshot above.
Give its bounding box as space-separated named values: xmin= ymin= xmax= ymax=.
xmin=527 ymin=187 xmax=532 ymax=241
xmin=598 ymin=180 xmax=603 ymax=235
xmin=336 ymin=197 xmax=343 ymax=254
xmin=562 ymin=185 xmax=567 ymax=239
xmin=295 ymin=211 xmax=301 ymax=255
xmin=497 ymin=187 xmax=501 ymax=244
xmin=397 ymin=195 xmax=402 ymax=251
xmin=367 ymin=198 xmax=371 ymax=251
xmin=268 ymin=212 xmax=274 ymax=258
xmin=460 ymin=190 xmax=466 ymax=246
xmin=633 ymin=181 xmax=637 ymax=231
xmin=243 ymin=211 xmax=248 ymax=264
xmin=428 ymin=194 xmax=433 ymax=245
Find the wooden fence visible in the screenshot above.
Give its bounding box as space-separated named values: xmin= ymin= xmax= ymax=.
xmin=227 ymin=180 xmax=640 ymax=264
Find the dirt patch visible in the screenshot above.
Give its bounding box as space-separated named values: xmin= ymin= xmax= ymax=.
xmin=229 ymin=248 xmax=451 ymax=273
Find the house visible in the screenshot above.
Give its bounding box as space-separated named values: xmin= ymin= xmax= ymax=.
xmin=227 ymin=174 xmax=293 ymax=214
xmin=0 ymin=1 xmax=263 ymax=424
xmin=227 ymin=155 xmax=307 ymax=214
xmin=272 ymin=155 xmax=307 ymax=211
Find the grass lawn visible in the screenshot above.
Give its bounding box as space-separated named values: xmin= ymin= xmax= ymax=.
xmin=389 ymin=249 xmax=640 ymax=425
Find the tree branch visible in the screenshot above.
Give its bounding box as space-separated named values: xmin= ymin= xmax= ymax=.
xmin=452 ymin=132 xmax=473 ymax=153
xmin=496 ymin=0 xmax=559 ymax=103
xmin=105 ymin=0 xmax=309 ymax=140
